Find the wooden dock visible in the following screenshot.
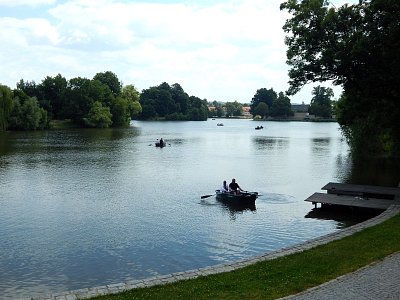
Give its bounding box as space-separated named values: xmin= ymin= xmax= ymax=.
xmin=305 ymin=182 xmax=400 ymax=210
xmin=322 ymin=182 xmax=400 ymax=200
xmin=305 ymin=193 xmax=399 ymax=210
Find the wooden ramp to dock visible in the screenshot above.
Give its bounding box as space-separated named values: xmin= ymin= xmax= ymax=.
xmin=305 ymin=192 xmax=399 ymax=210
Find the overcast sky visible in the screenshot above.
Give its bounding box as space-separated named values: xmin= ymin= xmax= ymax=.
xmin=0 ymin=0 xmax=355 ymax=104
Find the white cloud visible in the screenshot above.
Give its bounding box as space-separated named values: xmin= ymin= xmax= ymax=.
xmin=0 ymin=0 xmax=345 ymax=103
xmin=0 ymin=17 xmax=60 ymax=46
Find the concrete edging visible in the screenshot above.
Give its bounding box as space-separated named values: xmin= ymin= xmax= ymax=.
xmin=32 ymin=205 xmax=400 ymax=300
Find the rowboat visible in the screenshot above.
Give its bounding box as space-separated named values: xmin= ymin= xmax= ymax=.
xmin=215 ymin=190 xmax=258 ymax=205
xmin=155 ymin=141 xmax=166 ymax=147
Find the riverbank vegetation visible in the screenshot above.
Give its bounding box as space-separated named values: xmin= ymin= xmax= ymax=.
xmin=281 ymin=0 xmax=400 ymax=157
xmin=139 ymin=82 xmax=208 ymax=121
xmin=0 ymin=72 xmax=142 ymax=130
xmin=93 ymin=212 xmax=400 ymax=300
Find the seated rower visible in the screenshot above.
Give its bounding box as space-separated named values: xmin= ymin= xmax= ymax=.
xmin=229 ymin=178 xmax=243 ymax=195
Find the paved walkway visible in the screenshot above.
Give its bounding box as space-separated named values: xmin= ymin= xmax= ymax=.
xmin=32 ymin=205 xmax=400 ymax=300
xmin=281 ymin=252 xmax=400 ymax=300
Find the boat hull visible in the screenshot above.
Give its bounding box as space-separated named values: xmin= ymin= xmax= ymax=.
xmin=215 ymin=190 xmax=258 ymax=205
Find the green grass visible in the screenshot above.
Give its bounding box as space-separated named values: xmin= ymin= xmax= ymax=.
xmin=95 ymin=213 xmax=400 ymax=300
xmin=49 ymin=119 xmax=76 ymax=129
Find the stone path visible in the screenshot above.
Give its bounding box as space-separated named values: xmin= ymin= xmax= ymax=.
xmin=30 ymin=205 xmax=400 ymax=300
xmin=280 ymin=252 xmax=400 ymax=300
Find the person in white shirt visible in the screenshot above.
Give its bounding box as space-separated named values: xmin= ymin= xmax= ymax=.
xmin=220 ymin=180 xmax=229 ymax=192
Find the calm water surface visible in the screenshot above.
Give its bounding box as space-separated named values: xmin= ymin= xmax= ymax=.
xmin=0 ymin=120 xmax=370 ymax=298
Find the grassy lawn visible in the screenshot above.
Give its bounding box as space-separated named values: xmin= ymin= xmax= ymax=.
xmin=95 ymin=213 xmax=400 ymax=300
xmin=49 ymin=119 xmax=76 ymax=129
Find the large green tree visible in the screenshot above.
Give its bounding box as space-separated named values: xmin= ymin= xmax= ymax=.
xmin=139 ymin=82 xmax=207 ymax=121
xmin=93 ymin=71 xmax=122 ymax=97
xmin=121 ymin=84 xmax=142 ymax=119
xmin=83 ymin=101 xmax=112 ymax=128
xmin=8 ymin=96 xmax=48 ymax=130
xmin=308 ymin=86 xmax=333 ymax=118
xmin=0 ymin=84 xmax=13 ymax=131
xmin=270 ymin=92 xmax=294 ymax=118
xmin=250 ymin=88 xmax=277 ymax=116
xmin=225 ymin=101 xmax=243 ymax=117
xmin=254 ymin=102 xmax=269 ymax=119
xmin=281 ymin=0 xmax=400 ymax=156
xmin=37 ymin=74 xmax=68 ymax=119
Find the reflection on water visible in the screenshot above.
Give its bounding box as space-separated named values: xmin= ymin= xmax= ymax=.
xmin=200 ymin=197 xmax=257 ymax=221
xmin=218 ymin=200 xmax=257 ymax=221
xmin=345 ymin=156 xmax=400 ymax=186
xmin=252 ymin=136 xmax=289 ymax=151
xmin=1 ymin=120 xmax=394 ymax=298
xmin=305 ymin=206 xmax=382 ymax=229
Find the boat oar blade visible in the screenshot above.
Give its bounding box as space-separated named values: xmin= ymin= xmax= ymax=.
xmin=201 ymin=194 xmax=214 ymax=199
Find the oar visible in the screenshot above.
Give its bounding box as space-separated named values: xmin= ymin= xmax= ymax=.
xmin=201 ymin=194 xmax=214 ymax=199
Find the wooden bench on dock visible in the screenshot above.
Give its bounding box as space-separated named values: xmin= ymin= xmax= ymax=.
xmin=305 ymin=182 xmax=400 ymax=210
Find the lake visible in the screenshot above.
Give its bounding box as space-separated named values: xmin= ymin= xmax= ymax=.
xmin=0 ymin=119 xmax=383 ymax=298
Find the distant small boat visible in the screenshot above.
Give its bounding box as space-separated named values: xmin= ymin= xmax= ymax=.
xmin=255 ymin=126 xmax=264 ymax=130
xmin=217 ymin=123 xmax=224 ymax=126
xmin=155 ymin=141 xmax=166 ymax=147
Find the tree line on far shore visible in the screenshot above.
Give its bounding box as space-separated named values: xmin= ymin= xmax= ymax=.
xmin=0 ymin=72 xmax=212 ymax=131
xmin=0 ymin=70 xmax=336 ymax=132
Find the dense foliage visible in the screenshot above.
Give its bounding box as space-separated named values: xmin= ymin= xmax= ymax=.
xmin=11 ymin=71 xmax=142 ymax=129
xmin=281 ymin=0 xmax=400 ymax=156
xmin=308 ymin=86 xmax=333 ymax=118
xmin=0 ymin=85 xmax=13 ymax=131
xmin=139 ymin=82 xmax=208 ymax=121
xmin=250 ymin=88 xmax=294 ymax=118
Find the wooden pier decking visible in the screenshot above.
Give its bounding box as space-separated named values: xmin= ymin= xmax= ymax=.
xmin=305 ymin=193 xmax=399 ymax=210
xmin=322 ymin=182 xmax=400 ymax=200
xmin=305 ymin=182 xmax=400 ymax=210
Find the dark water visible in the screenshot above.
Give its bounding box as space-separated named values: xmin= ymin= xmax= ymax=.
xmin=0 ymin=120 xmax=393 ymax=298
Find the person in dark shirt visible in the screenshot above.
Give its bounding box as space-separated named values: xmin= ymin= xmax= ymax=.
xmin=229 ymin=178 xmax=243 ymax=194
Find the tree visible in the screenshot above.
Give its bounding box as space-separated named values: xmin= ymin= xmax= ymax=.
xmin=171 ymin=83 xmax=189 ymax=115
xmin=139 ymin=82 xmax=207 ymax=121
xmin=111 ymin=97 xmax=130 ymax=127
xmin=308 ymin=86 xmax=333 ymax=118
xmin=254 ymin=102 xmax=269 ymax=119
xmin=270 ymin=92 xmax=294 ymax=118
xmin=216 ymin=106 xmax=224 ymax=117
xmin=64 ymin=77 xmax=115 ymax=125
xmin=280 ymin=0 xmax=400 ymax=156
xmin=38 ymin=74 xmax=68 ymax=119
xmin=83 ymin=101 xmax=112 ymax=128
xmin=64 ymin=77 xmax=94 ymax=123
xmin=8 ymin=96 xmax=48 ymax=130
xmin=93 ymin=71 xmax=122 ymax=97
xmin=225 ymin=101 xmax=243 ymax=117
xmin=16 ymin=79 xmax=39 ymax=99
xmin=121 ymin=84 xmax=142 ymax=119
xmin=250 ymin=88 xmax=277 ymax=116
xmin=188 ymin=96 xmax=208 ymax=121
xmin=0 ymin=84 xmax=13 ymax=131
